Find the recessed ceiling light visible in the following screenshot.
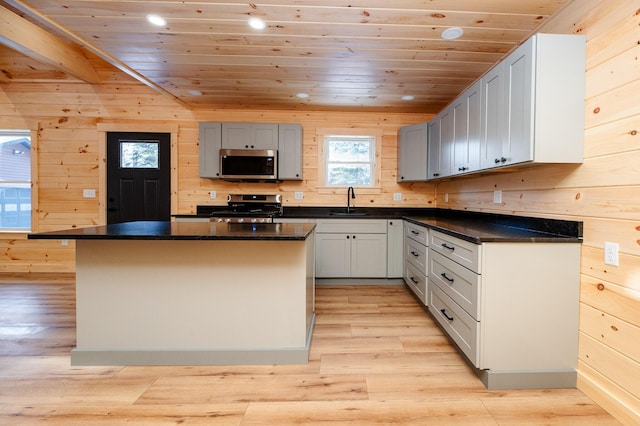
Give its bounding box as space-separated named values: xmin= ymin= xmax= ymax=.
xmin=147 ymin=14 xmax=167 ymax=26
xmin=296 ymin=93 xmax=309 ymax=99
xmin=248 ymin=17 xmax=267 ymax=30
xmin=188 ymin=90 xmax=203 ymax=96
xmin=401 ymin=95 xmax=415 ymax=101
xmin=441 ymin=27 xmax=463 ymax=40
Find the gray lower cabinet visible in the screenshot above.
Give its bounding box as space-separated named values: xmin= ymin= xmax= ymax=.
xmin=403 ymin=221 xmax=428 ymax=305
xmin=315 ymin=219 xmax=387 ymax=278
xmin=386 ymin=219 xmax=403 ymax=278
xmin=428 ymin=229 xmax=581 ymax=389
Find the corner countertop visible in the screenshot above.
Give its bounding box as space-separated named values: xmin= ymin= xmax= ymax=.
xmin=28 ymin=221 xmax=316 ymax=241
xmin=403 ymin=216 xmax=581 ymax=244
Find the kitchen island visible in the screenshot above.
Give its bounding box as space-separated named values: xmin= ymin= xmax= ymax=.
xmin=29 ymin=221 xmax=316 ymax=366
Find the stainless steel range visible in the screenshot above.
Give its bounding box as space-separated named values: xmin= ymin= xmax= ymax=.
xmin=199 ymin=194 xmax=282 ymax=223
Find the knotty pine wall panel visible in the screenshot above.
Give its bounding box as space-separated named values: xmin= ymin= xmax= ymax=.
xmin=436 ymin=1 xmax=640 ymax=422
xmin=1 ymin=77 xmax=434 ymax=272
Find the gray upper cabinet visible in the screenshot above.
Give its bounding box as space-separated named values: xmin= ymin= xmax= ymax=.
xmin=199 ymin=122 xmax=222 ymax=178
xmin=221 ymin=123 xmax=278 ymax=150
xmin=452 ymin=80 xmax=482 ymax=176
xmin=278 ymin=124 xmax=303 ymax=180
xmin=397 ymin=122 xmax=428 ymax=182
xmin=480 ymin=33 xmax=585 ymax=170
xmin=428 ymin=108 xmax=453 ymax=179
xmin=199 ymin=122 xmax=303 ymax=179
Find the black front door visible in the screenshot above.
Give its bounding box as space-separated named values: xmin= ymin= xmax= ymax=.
xmin=106 ymin=132 xmax=171 ymax=224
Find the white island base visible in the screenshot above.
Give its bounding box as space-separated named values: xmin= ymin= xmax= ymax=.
xmin=71 ymin=237 xmax=315 ymax=366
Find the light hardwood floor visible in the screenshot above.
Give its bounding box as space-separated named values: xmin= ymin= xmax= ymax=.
xmin=0 ymin=274 xmax=620 ymax=425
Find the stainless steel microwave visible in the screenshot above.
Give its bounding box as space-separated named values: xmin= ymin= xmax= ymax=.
xmin=219 ymin=149 xmax=278 ymax=181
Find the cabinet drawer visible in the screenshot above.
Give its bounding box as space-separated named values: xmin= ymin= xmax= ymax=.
xmin=430 ymin=230 xmax=480 ymax=273
xmin=404 ymin=262 xmax=427 ymax=305
xmin=429 ymin=284 xmax=479 ymax=366
xmin=405 ymin=221 xmax=428 ymax=245
xmin=429 ymin=250 xmax=480 ymax=320
xmin=406 ymin=238 xmax=427 ymax=274
xmin=316 ymin=219 xmax=387 ymax=234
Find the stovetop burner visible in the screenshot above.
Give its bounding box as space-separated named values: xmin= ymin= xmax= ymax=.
xmin=198 ymin=194 xmax=282 ymax=223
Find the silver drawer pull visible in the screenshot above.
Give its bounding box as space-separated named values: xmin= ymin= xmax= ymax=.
xmin=441 ymin=243 xmax=455 ymax=251
xmin=410 ymin=251 xmax=420 ymax=257
xmin=440 ymin=309 xmax=454 ymax=322
xmin=441 ymin=272 xmax=454 ymax=283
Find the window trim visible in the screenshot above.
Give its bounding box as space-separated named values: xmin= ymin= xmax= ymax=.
xmin=316 ymin=128 xmax=383 ymax=193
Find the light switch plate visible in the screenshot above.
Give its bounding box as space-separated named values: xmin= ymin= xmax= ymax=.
xmin=493 ymin=190 xmax=502 ymax=204
xmin=393 ymin=193 xmax=402 ymax=201
xmin=82 ymin=189 xmax=96 ymax=198
xmin=294 ymin=192 xmax=303 ymax=200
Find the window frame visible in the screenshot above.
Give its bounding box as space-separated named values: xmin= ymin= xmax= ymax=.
xmin=324 ymin=134 xmax=376 ymax=187
xmin=316 ymin=128 xmax=383 ymax=193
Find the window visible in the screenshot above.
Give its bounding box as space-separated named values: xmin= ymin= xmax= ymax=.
xmin=0 ymin=130 xmax=31 ymax=231
xmin=324 ymin=135 xmax=376 ymax=187
xmin=120 ymin=141 xmax=159 ymax=169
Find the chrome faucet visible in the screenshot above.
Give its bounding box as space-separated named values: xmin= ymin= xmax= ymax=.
xmin=347 ymin=186 xmax=355 ymax=213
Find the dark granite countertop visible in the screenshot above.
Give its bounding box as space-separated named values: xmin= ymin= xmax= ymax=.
xmin=28 ymin=221 xmax=316 ymax=241
xmin=403 ymin=216 xmax=581 ymax=244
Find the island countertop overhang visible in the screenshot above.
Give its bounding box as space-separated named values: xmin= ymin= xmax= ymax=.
xmin=28 ymin=221 xmax=316 ymax=241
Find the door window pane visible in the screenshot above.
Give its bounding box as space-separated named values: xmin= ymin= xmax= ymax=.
xmin=120 ymin=141 xmax=159 ymax=168
xmin=0 ymin=130 xmax=31 ymax=230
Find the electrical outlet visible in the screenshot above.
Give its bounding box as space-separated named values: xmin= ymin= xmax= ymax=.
xmin=493 ymin=190 xmax=502 ymax=204
xmin=82 ymin=189 xmax=96 ymax=198
xmin=393 ymin=192 xmax=402 ymax=201
xmin=61 ymin=239 xmax=68 ymax=246
xmin=209 ymin=191 xmax=216 ymax=200
xmin=604 ymin=242 xmax=619 ymax=266
xmin=294 ymin=192 xmax=303 ymax=200
xmin=445 ymin=193 xmax=449 ymax=203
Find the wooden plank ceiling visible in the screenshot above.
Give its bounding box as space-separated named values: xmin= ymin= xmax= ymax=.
xmin=0 ymin=0 xmax=571 ymax=113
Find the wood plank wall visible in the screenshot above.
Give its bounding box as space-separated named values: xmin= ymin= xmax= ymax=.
xmin=437 ymin=1 xmax=640 ymax=422
xmin=0 ymin=0 xmax=638 ymax=423
xmin=0 ymin=72 xmax=433 ymax=273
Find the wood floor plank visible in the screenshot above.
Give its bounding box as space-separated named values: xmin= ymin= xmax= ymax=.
xmin=135 ymin=374 xmax=369 ymax=405
xmin=241 ymin=399 xmax=498 ymax=425
xmin=0 ymin=277 xmax=622 ymax=425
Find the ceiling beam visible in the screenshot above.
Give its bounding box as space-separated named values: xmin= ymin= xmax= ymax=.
xmin=2 ymin=0 xmax=190 ymax=108
xmin=0 ymin=5 xmax=101 ymax=84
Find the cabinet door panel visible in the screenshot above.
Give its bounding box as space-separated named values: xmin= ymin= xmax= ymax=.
xmin=427 ymin=120 xmax=441 ymax=179
xmin=278 ymin=124 xmax=303 ymax=180
xmin=351 ymin=234 xmax=387 ymax=277
xmin=251 ymin=123 xmax=279 ymax=150
xmin=397 ymin=122 xmax=428 ymax=181
xmin=315 ymin=234 xmax=351 ymax=277
xmin=480 ymin=64 xmax=504 ymax=169
xmin=221 ymin=123 xmax=251 ymax=149
xmin=504 ymin=37 xmax=534 ymax=164
xmin=199 ymin=122 xmax=222 ymax=178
